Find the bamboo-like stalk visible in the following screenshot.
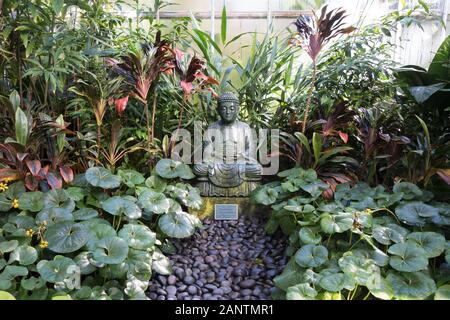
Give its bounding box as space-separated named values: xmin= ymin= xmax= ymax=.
xmin=143 ymin=99 xmax=151 ymax=149
xmin=301 ymin=62 xmax=317 ymax=133
xmin=151 ymin=93 xmax=157 ymax=143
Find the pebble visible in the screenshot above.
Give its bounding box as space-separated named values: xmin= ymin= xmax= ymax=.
xmin=239 ymin=279 xmax=256 ymax=289
xmin=166 ymin=285 xmax=177 ymax=296
xmin=146 ymin=215 xmax=287 ymax=300
xmin=183 ymin=276 xmax=195 ymax=285
xmin=167 ymin=275 xmax=177 ymax=285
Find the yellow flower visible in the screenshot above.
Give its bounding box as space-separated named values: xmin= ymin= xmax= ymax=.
xmin=4 ymin=178 xmax=12 ymax=182
xmin=364 ymin=208 xmax=373 ymax=214
xmin=0 ymin=183 xmax=8 ymax=192
xmin=41 ymin=220 xmax=48 ymax=226
xmin=11 ymin=198 xmax=19 ymax=209
xmin=39 ymin=240 xmax=48 ymax=249
xmin=25 ymin=229 xmax=34 ymax=237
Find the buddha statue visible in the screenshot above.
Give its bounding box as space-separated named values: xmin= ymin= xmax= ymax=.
xmin=193 ymin=92 xmax=262 ymax=197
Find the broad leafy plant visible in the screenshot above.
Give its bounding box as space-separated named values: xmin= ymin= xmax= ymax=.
xmin=253 ymin=169 xmax=449 ymax=300
xmin=0 ymin=159 xmax=202 ymax=300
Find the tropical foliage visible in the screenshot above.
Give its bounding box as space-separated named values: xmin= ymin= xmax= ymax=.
xmin=0 ymin=159 xmax=201 ymax=300
xmin=253 ymin=168 xmax=449 ymax=300
xmin=0 ymin=0 xmax=448 ymax=301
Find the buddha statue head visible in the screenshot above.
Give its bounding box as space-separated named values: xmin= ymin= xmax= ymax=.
xmin=217 ymin=92 xmax=239 ymax=125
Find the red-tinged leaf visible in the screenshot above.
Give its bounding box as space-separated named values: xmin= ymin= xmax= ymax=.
xmin=25 ymin=175 xmax=38 ymax=191
xmin=37 ymin=165 xmax=50 ymax=179
xmin=180 ymin=80 xmax=193 ymax=98
xmin=194 ymin=71 xmax=208 ymax=81
xmin=17 ymin=153 xmax=29 ymax=162
xmin=136 ymin=79 xmax=150 ymax=102
xmin=114 ymin=96 xmax=129 ymax=117
xmin=322 ymin=188 xmax=334 ymax=200
xmin=437 ymin=169 xmax=450 ymax=186
xmin=338 ymin=131 xmax=348 ymax=143
xmin=0 ymin=168 xmax=21 ymax=181
xmin=339 ymin=26 xmax=357 ymax=34
xmin=204 ymin=87 xmax=219 ymax=98
xmin=59 ymin=166 xmax=74 ymax=183
xmin=174 ymin=48 xmax=185 ymax=63
xmin=46 ymin=172 xmax=62 ymax=189
xmin=26 ymin=160 xmax=41 ymax=176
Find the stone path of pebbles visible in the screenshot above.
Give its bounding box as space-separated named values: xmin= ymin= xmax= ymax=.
xmin=147 ymin=215 xmax=287 ymax=300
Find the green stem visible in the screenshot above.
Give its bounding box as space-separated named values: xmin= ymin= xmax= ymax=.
xmin=350 ymin=284 xmax=359 ymax=300
xmin=151 ymin=93 xmax=157 ymax=144
xmin=143 ymin=100 xmax=151 ymax=149
xmin=301 ymin=61 xmax=317 ymax=133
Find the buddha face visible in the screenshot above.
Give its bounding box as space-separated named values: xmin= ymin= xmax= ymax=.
xmin=218 ymin=101 xmax=239 ymax=124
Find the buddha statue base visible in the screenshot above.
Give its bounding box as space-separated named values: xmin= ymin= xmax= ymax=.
xmin=195 ymin=180 xmax=260 ymax=197
xmin=189 ymin=197 xmax=261 ymax=220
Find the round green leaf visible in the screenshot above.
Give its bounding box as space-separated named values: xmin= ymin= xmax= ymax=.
xmin=74 ymin=251 xmax=96 ymax=275
xmin=126 ymin=249 xmax=153 ymax=277
xmin=155 ymin=159 xmax=195 ymax=179
xmin=118 ymin=224 xmax=156 ymax=250
xmin=152 ymin=250 xmax=172 ymax=275
xmin=388 ymin=242 xmax=428 ymax=272
xmin=295 ymin=244 xmax=328 ymax=268
xmin=36 ymin=207 xmax=74 ymax=226
xmin=254 ymin=187 xmax=278 ymax=206
xmin=66 ymin=187 xmax=86 ymax=202
xmin=43 ymin=189 xmax=75 ymax=213
xmin=138 ymin=190 xmax=170 ymax=214
xmin=18 ymin=191 xmax=44 ymax=212
xmin=387 ymin=271 xmax=436 ymax=300
xmin=338 ymin=252 xmax=378 ymax=286
xmin=118 ymin=169 xmax=145 ymax=188
xmin=434 ymin=285 xmax=450 ymax=300
xmin=158 ymin=212 xmax=199 ymax=238
xmin=319 ymin=273 xmax=347 ymax=292
xmin=144 ymin=175 xmax=167 ymax=192
xmin=395 ymin=202 xmax=439 ymax=227
xmin=0 ymin=240 xmax=18 ymax=254
xmin=393 ymin=182 xmax=422 ymax=200
xmin=85 ymin=223 xmax=116 ymax=251
xmin=52 ymin=294 xmax=72 ymax=300
xmin=299 ymin=227 xmax=322 ymax=245
xmin=92 ymin=236 xmax=129 ymax=265
xmin=0 ymin=291 xmax=15 ymax=300
xmin=45 ymin=221 xmax=90 ymax=253
xmin=366 ymin=274 xmax=393 ymax=300
xmin=286 ymin=283 xmax=317 ymax=300
xmin=21 ymin=277 xmax=45 ymax=291
xmin=73 ymin=208 xmax=98 ymax=221
xmin=182 ymin=188 xmax=202 ymax=210
xmin=320 ymin=213 xmax=353 ymax=234
xmin=102 ymin=196 xmax=142 ymax=219
xmin=85 ymin=167 xmax=121 ymax=189
xmin=8 ymin=245 xmax=38 ymax=266
xmin=372 ymin=224 xmax=407 ymax=245
xmin=37 ymin=256 xmax=77 ymax=283
xmin=406 ymin=232 xmax=446 ymax=258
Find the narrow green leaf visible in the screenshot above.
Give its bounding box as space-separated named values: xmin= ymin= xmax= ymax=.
xmin=15 ymin=107 xmax=29 ymax=146
xmin=312 ymin=132 xmax=323 ymax=165
xmin=221 ymin=5 xmax=227 ymax=45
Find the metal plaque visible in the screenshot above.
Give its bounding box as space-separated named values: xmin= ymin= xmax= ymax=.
xmin=214 ymin=204 xmax=238 ymax=220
